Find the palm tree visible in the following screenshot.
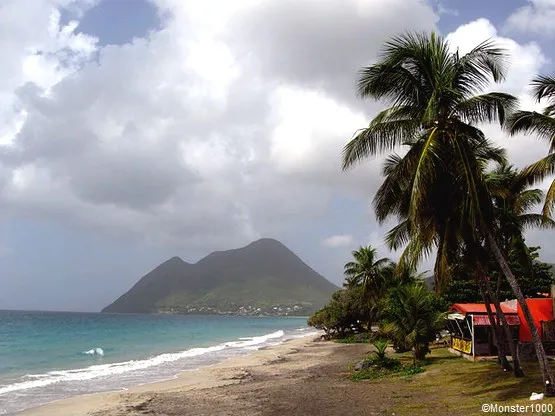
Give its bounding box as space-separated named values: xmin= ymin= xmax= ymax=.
xmin=376 ymin=130 xmax=507 ymax=293
xmin=343 ymin=246 xmax=394 ymax=293
xmin=343 ymin=245 xmax=394 ymax=327
xmin=487 ymin=163 xmax=555 ymax=257
xmin=342 ymin=32 xmax=555 ymax=394
xmin=381 ymin=157 xmax=521 ymax=373
xmin=507 ymin=75 xmax=555 ymax=217
xmin=381 ymin=282 xmax=445 ymax=365
xmin=485 ymin=165 xmax=555 ymax=377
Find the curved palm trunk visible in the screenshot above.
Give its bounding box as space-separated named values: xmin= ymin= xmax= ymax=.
xmin=486 ymin=231 xmax=555 ymax=395
xmin=480 ymin=288 xmax=511 ymax=370
xmin=433 ymin=233 xmax=445 ymax=295
xmin=488 ymin=274 xmax=524 ymax=377
xmin=476 ymin=268 xmax=512 ymax=371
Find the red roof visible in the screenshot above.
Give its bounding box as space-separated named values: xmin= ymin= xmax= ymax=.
xmin=451 ymin=303 xmax=517 ymax=314
xmin=473 ymin=314 xmax=521 ymax=326
xmin=517 ymin=298 xmax=553 ymax=342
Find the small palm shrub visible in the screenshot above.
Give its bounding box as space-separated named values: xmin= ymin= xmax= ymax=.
xmin=371 ymin=340 xmax=389 ymax=360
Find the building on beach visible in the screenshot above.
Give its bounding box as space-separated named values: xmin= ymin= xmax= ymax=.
xmin=447 ymin=296 xmax=555 ymax=361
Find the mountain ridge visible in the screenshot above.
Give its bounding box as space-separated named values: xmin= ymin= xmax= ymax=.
xmin=102 ymin=238 xmax=338 ymax=316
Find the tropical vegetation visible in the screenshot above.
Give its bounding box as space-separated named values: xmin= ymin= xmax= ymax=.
xmin=309 ymin=245 xmax=446 ymax=357
xmin=381 ymin=283 xmax=446 ymax=364
xmin=309 ymin=31 xmax=555 ymax=396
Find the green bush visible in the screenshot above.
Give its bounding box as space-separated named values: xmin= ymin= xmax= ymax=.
xmin=365 ymin=355 xmax=402 ymax=370
xmin=308 ymin=288 xmax=368 ymax=337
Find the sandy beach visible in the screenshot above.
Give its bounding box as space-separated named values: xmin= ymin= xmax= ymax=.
xmin=20 ymin=335 xmax=375 ymax=416
xmin=18 ymin=333 xmax=555 ymax=416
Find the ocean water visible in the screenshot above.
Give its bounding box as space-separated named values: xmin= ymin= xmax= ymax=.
xmin=0 ymin=310 xmax=316 ymax=415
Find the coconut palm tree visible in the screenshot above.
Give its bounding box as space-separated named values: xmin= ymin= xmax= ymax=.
xmin=507 ymin=75 xmax=555 ymax=217
xmin=342 ymin=32 xmax=555 ymax=394
xmin=377 ymin=145 xmax=525 ymax=373
xmin=375 ymin=132 xmax=507 ymax=293
xmin=485 ymin=164 xmax=555 ymax=377
xmin=343 ymin=246 xmax=394 ymax=293
xmin=343 ymin=246 xmax=394 ymax=327
xmin=487 ymin=163 xmax=555 ymax=257
xmin=376 ymin=142 xmax=521 ymax=373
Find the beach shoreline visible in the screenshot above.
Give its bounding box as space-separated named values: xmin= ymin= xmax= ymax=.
xmin=19 ymin=333 xmax=334 ymax=416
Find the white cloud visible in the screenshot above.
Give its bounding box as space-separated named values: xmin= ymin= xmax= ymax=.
xmin=0 ymin=0 xmax=441 ymax=254
xmin=3 ymin=1 xmax=555 ymax=311
xmin=445 ymin=18 xmax=549 ymax=168
xmin=322 ymin=234 xmax=355 ymax=248
xmin=506 ymin=0 xmax=555 ymax=36
xmin=227 ymin=0 xmax=438 ymax=108
xmin=445 ymin=18 xmax=555 ymax=261
xmin=0 ymin=1 xmax=553 ymax=269
xmin=446 ymin=18 xmax=546 ymax=96
xmin=0 ymin=1 xmax=98 ymax=147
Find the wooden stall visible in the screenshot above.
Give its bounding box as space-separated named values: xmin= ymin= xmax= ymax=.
xmin=447 ymin=303 xmax=520 ymax=361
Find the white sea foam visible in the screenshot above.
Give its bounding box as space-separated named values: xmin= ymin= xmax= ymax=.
xmin=82 ymin=347 xmax=104 ymax=356
xmin=287 ymin=331 xmax=320 ymax=340
xmin=0 ymin=329 xmax=289 ymax=396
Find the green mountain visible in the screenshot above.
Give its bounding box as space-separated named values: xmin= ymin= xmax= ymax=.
xmin=102 ymin=238 xmax=338 ymax=315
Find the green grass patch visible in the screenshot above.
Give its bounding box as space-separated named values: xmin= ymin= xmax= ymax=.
xmin=350 ymin=367 xmax=393 ymax=380
xmin=335 ymin=334 xmax=372 ymax=344
xmin=349 ymin=348 xmax=424 ymax=382
xmin=401 ymin=365 xmax=424 ymax=376
xmin=349 ymin=363 xmax=426 ymax=381
xmin=347 ymin=346 xmax=555 ymax=415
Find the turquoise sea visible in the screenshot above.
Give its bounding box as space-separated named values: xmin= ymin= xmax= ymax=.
xmin=0 ymin=311 xmax=315 ymax=415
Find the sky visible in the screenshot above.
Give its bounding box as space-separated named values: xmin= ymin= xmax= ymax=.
xmin=1 ymin=0 xmax=555 ymax=312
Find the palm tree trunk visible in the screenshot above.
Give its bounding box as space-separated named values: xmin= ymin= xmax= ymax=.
xmin=488 ymin=274 xmax=524 ymax=377
xmin=433 ymin=232 xmax=445 ymax=295
xmin=486 ymin=231 xmax=555 ymax=395
xmin=477 ymin=275 xmax=512 ymax=371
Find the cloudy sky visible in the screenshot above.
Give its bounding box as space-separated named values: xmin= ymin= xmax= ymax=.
xmin=1 ymin=0 xmax=554 ymax=312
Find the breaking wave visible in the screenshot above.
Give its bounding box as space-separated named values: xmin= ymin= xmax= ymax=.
xmin=82 ymin=347 xmax=104 ymax=356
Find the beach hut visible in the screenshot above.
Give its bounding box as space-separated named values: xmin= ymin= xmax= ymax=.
xmin=447 ymin=303 xmax=520 ymax=361
xmin=517 ymin=298 xmax=555 ymax=342
xmin=516 ymin=297 xmax=555 ymax=357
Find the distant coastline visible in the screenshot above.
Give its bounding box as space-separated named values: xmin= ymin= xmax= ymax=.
xmin=102 ymin=238 xmax=337 ymax=316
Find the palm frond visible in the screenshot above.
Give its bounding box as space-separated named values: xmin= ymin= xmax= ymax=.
xmin=342 ymin=119 xmax=420 ymax=170
xmin=455 ymin=92 xmax=518 ymax=125
xmin=452 ymin=39 xmax=509 ymax=97
xmin=507 ymin=110 xmax=555 ymax=145
xmin=384 ymin=220 xmax=411 ymax=251
xmin=543 ymin=179 xmax=555 ymax=217
xmin=531 ymin=75 xmax=555 ymax=103
xmin=520 ymin=153 xmax=555 ymax=185
xmin=408 ymin=128 xmax=440 ymax=222
xmin=513 ymin=189 xmax=544 ymax=214
xmin=518 ymin=213 xmax=555 ymax=229
xmin=374 ymin=142 xmax=423 ymax=223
